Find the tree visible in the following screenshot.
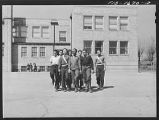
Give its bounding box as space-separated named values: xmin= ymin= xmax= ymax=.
xmin=138 ymin=39 xmax=145 ymax=72
xmin=146 ymin=36 xmax=156 ymax=70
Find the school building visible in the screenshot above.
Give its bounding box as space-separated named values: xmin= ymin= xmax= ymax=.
xmin=72 ymin=6 xmax=138 ymax=70
xmin=2 ymin=6 xmax=138 ymax=72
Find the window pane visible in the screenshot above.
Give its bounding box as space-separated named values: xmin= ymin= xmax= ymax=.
xmin=32 ymin=26 xmax=40 ymax=38
xmin=109 ymin=41 xmax=117 ymax=54
xmin=120 ymin=41 xmax=128 ymax=54
xmin=109 ymin=48 xmax=117 ymax=54
xmin=95 ymin=16 xmax=103 ymax=30
xmin=120 ymin=16 xmax=128 ymax=31
xmin=120 ymin=41 xmax=128 ymax=47
xmin=83 ymin=16 xmax=92 ymax=29
xmin=95 ymin=41 xmax=103 ymax=54
xmin=42 ymin=33 xmax=49 ymax=38
xmin=21 ymin=47 xmax=27 ymax=57
xmin=120 ymin=48 xmax=128 ymax=54
xmin=40 ymin=66 xmax=45 ymax=72
xmin=47 ymin=66 xmax=51 ymax=72
xmin=42 ymin=26 xmax=49 ymax=38
xmin=59 ymin=31 xmax=66 ymax=42
xmin=84 ymin=41 xmax=92 ymax=54
xmin=120 ymin=16 xmax=128 ymax=24
xmin=40 ymin=47 xmax=45 ymax=57
xmin=31 ymin=47 xmax=37 ymax=57
xmin=120 ymin=24 xmax=128 ymax=31
xmin=109 ymin=41 xmax=117 ymax=47
xmin=109 ymin=16 xmax=118 ymax=25
xmin=109 ymin=25 xmax=118 ymax=31
xmin=21 ymin=66 xmax=27 ymax=72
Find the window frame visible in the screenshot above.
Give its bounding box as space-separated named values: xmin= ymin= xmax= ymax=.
xmin=95 ymin=41 xmax=104 ymax=54
xmin=119 ymin=41 xmax=129 ymax=55
xmin=32 ymin=26 xmax=41 ymax=38
xmin=41 ymin=26 xmax=49 ymax=39
xmin=21 ymin=46 xmax=27 ymax=57
xmin=59 ymin=31 xmax=67 ymax=42
xmin=21 ymin=66 xmax=27 ymax=72
xmin=83 ymin=40 xmax=93 ymax=54
xmin=109 ymin=16 xmax=119 ymax=31
xmin=13 ymin=26 xmax=28 ymax=38
xmin=119 ymin=16 xmax=129 ymax=31
xmin=39 ymin=66 xmax=45 ymax=72
xmin=109 ymin=41 xmax=118 ymax=56
xmin=31 ymin=47 xmax=38 ymax=57
xmin=83 ymin=15 xmax=93 ymax=30
xmin=39 ymin=47 xmax=46 ymax=57
xmin=94 ymin=16 xmax=104 ymax=30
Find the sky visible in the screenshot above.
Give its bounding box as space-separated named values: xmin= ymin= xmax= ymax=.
xmin=2 ymin=5 xmax=156 ymax=48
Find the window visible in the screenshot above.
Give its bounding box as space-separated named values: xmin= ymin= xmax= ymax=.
xmin=13 ymin=26 xmax=27 ymax=37
xmin=95 ymin=16 xmax=104 ymax=30
xmin=84 ymin=41 xmax=92 ymax=54
xmin=41 ymin=26 xmax=49 ymax=38
xmin=109 ymin=16 xmax=118 ymax=31
xmin=21 ymin=66 xmax=27 ymax=72
xmin=21 ymin=47 xmax=27 ymax=57
xmin=32 ymin=26 xmax=40 ymax=38
xmin=47 ymin=66 xmax=51 ymax=72
xmin=83 ymin=16 xmax=93 ymax=30
xmin=40 ymin=47 xmax=45 ymax=57
xmin=120 ymin=41 xmax=128 ymax=55
xmin=39 ymin=66 xmax=45 ymax=72
xmin=119 ymin=16 xmax=128 ymax=31
xmin=59 ymin=31 xmax=66 ymax=42
xmin=95 ymin=41 xmax=103 ymax=54
xmin=109 ymin=41 xmax=117 ymax=55
xmin=31 ymin=47 xmax=38 ymax=57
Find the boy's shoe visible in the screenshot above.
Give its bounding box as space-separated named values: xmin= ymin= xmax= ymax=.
xmin=85 ymin=89 xmax=88 ymax=92
xmin=64 ymin=90 xmax=67 ymax=92
xmin=75 ymin=88 xmax=78 ymax=92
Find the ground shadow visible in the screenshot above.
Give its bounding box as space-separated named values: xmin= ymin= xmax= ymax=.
xmin=56 ymin=86 xmax=114 ymax=93
xmin=91 ymin=86 xmax=114 ymax=93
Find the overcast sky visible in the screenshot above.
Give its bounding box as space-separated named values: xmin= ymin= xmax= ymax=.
xmin=3 ymin=5 xmax=156 ymax=47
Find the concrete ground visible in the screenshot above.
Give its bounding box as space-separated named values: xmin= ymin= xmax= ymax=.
xmin=3 ymin=71 xmax=156 ymax=117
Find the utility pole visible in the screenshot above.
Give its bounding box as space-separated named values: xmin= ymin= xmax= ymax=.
xmin=70 ymin=15 xmax=72 ymax=51
xmin=11 ymin=5 xmax=13 ymax=72
xmin=51 ymin=20 xmax=59 ymax=51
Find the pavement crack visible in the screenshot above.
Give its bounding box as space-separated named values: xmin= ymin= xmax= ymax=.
xmin=38 ymin=101 xmax=49 ymax=117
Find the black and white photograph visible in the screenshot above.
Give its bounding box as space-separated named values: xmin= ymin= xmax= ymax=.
xmin=2 ymin=4 xmax=156 ymax=117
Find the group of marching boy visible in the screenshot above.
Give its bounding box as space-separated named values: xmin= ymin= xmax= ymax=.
xmin=50 ymin=48 xmax=106 ymax=93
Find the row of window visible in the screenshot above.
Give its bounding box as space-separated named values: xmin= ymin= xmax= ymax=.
xmin=20 ymin=41 xmax=128 ymax=58
xmin=84 ymin=41 xmax=128 ymax=55
xmin=13 ymin=26 xmax=67 ymax=42
xmin=21 ymin=47 xmax=46 ymax=57
xmin=21 ymin=66 xmax=50 ymax=72
xmin=13 ymin=15 xmax=129 ymax=38
xmin=83 ymin=16 xmax=129 ymax=31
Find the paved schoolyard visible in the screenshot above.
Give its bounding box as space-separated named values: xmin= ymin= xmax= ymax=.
xmin=3 ymin=71 xmax=156 ymax=117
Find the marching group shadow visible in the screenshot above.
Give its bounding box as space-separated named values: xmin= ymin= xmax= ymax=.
xmin=91 ymin=86 xmax=114 ymax=92
xmin=57 ymin=86 xmax=114 ymax=93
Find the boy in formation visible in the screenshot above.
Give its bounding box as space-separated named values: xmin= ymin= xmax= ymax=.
xmin=50 ymin=48 xmax=105 ymax=93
